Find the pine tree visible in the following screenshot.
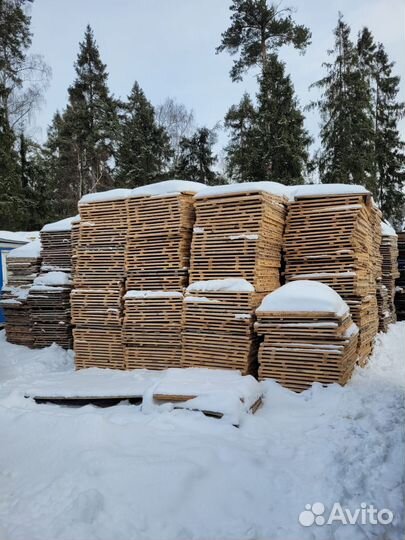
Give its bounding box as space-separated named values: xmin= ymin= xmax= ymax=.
xmin=217 ymin=0 xmax=311 ymax=81
xmin=46 ymin=25 xmax=118 ymax=215
xmin=357 ymin=29 xmax=405 ymax=225
xmin=176 ymin=127 xmax=218 ymax=185
xmin=115 ymin=82 xmax=172 ymax=187
xmin=310 ymin=15 xmax=375 ymax=190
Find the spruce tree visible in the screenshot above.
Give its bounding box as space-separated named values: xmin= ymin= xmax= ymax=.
xmin=310 ymin=16 xmax=375 ymax=190
xmin=46 ymin=25 xmax=118 ymax=215
xmin=357 ymin=29 xmax=405 ymax=224
xmin=176 ymin=127 xmax=218 ymax=185
xmin=115 ymin=82 xmax=172 ymax=187
xmin=224 ymin=93 xmax=258 ymax=181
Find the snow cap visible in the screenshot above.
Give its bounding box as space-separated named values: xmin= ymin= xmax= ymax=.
xmin=124 ymin=290 xmax=183 ymax=300
xmin=129 ymin=179 xmax=206 ymax=198
xmin=257 ymin=280 xmax=349 ymax=317
xmin=7 ymin=239 xmax=41 ymax=259
xmin=79 ymin=189 xmax=131 ymax=205
xmin=187 ymin=278 xmax=254 ymax=293
xmin=381 ymin=221 xmax=397 ymax=237
xmin=290 ymin=183 xmax=370 ymax=200
xmin=41 ymin=216 xmax=78 ymax=232
xmin=33 ymin=271 xmax=72 ymax=287
xmin=194 ymin=181 xmax=290 ymax=200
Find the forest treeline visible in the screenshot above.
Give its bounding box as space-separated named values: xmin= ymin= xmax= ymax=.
xmin=0 ymin=0 xmax=404 ymax=230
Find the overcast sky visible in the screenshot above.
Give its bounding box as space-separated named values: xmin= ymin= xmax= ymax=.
xmin=28 ymin=0 xmax=404 ymax=157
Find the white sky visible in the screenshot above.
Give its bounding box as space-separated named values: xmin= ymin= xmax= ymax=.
xmin=29 ymin=0 xmax=405 ymax=159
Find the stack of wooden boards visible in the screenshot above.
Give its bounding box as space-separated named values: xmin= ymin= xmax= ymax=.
xmin=28 ymin=271 xmax=73 ymax=349
xmin=123 ymin=291 xmax=183 ymax=370
xmin=284 ymin=185 xmax=381 ymax=365
xmin=181 ymin=279 xmax=260 ymax=374
xmin=181 ymin=183 xmax=288 ymax=374
xmin=72 ymin=189 xmax=130 ymax=369
xmin=395 ymin=231 xmax=405 ymax=320
xmin=24 ymin=217 xmax=76 ymax=349
xmin=72 ymin=181 xmax=205 ymax=370
xmin=379 ymin=222 xmax=399 ymax=330
xmin=190 ymin=183 xmax=287 ymax=292
xmin=0 ymin=239 xmax=41 ymax=346
xmin=255 ymin=281 xmax=359 ymax=391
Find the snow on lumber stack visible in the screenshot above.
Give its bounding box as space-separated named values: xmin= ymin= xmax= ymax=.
xmin=27 ymin=271 xmax=73 ymax=349
xmin=0 ymin=240 xmax=42 ymax=347
xmin=123 ymin=291 xmax=183 ymax=370
xmin=283 ymin=185 xmax=381 ymax=365
xmin=395 ymin=231 xmax=405 ymax=321
xmin=40 ymin=216 xmax=76 ymax=272
xmin=379 ymin=222 xmax=399 ymax=329
xmin=190 ymin=182 xmax=287 ymax=293
xmin=126 ymin=182 xmax=199 ymax=291
xmin=255 ymin=281 xmax=359 ymax=392
xmin=181 ymin=279 xmax=260 ymax=374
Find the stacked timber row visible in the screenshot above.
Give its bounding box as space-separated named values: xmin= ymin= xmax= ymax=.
xmin=72 ymin=189 xmax=130 ymax=369
xmin=123 ymin=291 xmax=183 ymax=369
xmin=284 ymin=185 xmax=381 ymax=366
xmin=185 ymin=183 xmax=288 ymax=373
xmin=395 ymin=231 xmax=405 ymax=320
xmin=123 ymin=181 xmax=205 ymax=370
xmin=379 ymin=222 xmax=399 ymax=329
xmin=255 ymin=281 xmax=359 ymax=392
xmin=28 ymin=271 xmax=73 ymax=349
xmin=0 ymin=239 xmax=41 ymax=347
xmin=25 ymin=217 xmax=76 ymax=349
xmin=190 ymin=183 xmax=287 ymax=292
xmin=71 ymin=215 xmax=80 ymax=280
xmin=181 ymin=279 xmax=260 ymax=374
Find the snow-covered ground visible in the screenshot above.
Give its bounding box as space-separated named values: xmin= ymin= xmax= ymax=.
xmin=0 ymin=324 xmax=404 ymax=540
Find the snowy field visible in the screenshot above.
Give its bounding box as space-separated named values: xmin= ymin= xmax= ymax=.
xmin=0 ymin=324 xmax=404 ymax=540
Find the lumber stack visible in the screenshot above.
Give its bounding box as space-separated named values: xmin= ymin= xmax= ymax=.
xmin=40 ymin=216 xmax=76 ymax=273
xmin=255 ymin=281 xmax=359 ymax=392
xmin=73 ymin=189 xmax=130 ymax=369
xmin=27 ymin=271 xmax=73 ymax=349
xmin=123 ymin=291 xmax=183 ymax=370
xmin=0 ymin=239 xmax=42 ymax=347
xmin=126 ymin=187 xmax=199 ymax=291
xmin=190 ymin=183 xmax=287 ymax=292
xmin=379 ymin=222 xmax=399 ymax=327
xmin=395 ymin=231 xmax=405 ymax=320
xmin=71 ymin=216 xmax=80 ymax=279
xmin=377 ymin=284 xmax=390 ymax=333
xmin=284 ymin=186 xmax=381 ymax=365
xmin=181 ymin=279 xmax=260 ymax=374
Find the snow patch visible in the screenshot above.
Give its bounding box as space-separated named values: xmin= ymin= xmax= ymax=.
xmin=187 ymin=278 xmax=254 ymax=293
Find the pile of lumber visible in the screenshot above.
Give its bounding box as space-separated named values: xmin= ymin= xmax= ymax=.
xmin=255 ymin=281 xmax=359 ymax=392
xmin=395 ymin=231 xmax=405 ymax=320
xmin=0 ymin=239 xmax=42 ymax=346
xmin=71 ymin=216 xmax=80 ymax=279
xmin=73 ymin=189 xmax=130 ymax=369
xmin=379 ymin=222 xmax=399 ymax=327
xmin=123 ymin=291 xmax=183 ymax=370
xmin=125 ymin=180 xmax=204 ymax=291
xmin=190 ymin=183 xmax=287 ymax=293
xmin=377 ymin=284 xmax=390 ymax=333
xmin=181 ymin=278 xmax=259 ymax=374
xmin=284 ymin=185 xmax=381 ymax=365
xmin=40 ymin=217 xmax=76 ymax=272
xmin=27 ymin=271 xmax=73 ymax=349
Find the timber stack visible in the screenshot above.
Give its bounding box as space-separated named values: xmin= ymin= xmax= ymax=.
xmin=255 ymin=281 xmax=359 ymax=392
xmin=72 ymin=189 xmax=130 ymax=369
xmin=284 ymin=185 xmax=381 ymax=366
xmin=379 ymin=222 xmax=399 ymax=328
xmin=123 ymin=180 xmax=204 ymax=369
xmin=184 ymin=183 xmax=288 ymax=373
xmin=0 ymin=239 xmax=41 ymax=347
xmin=40 ymin=217 xmax=77 ymax=273
xmin=181 ymin=278 xmax=259 ymax=374
xmin=395 ymin=230 xmax=405 ymax=320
